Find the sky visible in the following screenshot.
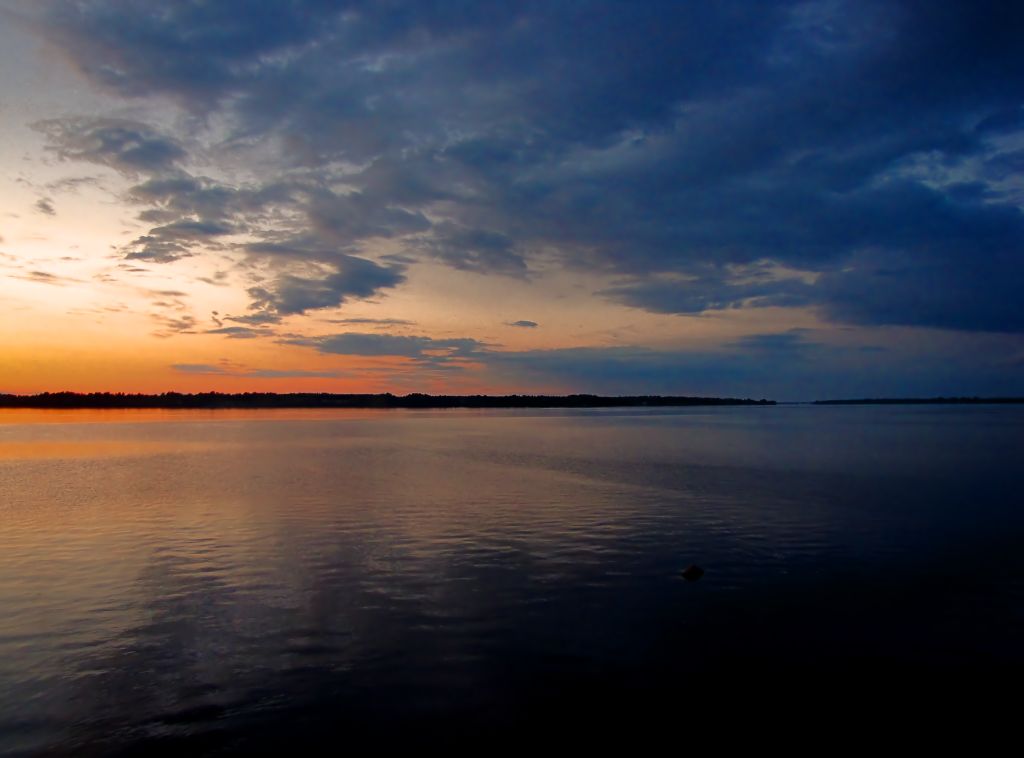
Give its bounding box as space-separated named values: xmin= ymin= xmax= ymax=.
xmin=0 ymin=0 xmax=1022 ymax=400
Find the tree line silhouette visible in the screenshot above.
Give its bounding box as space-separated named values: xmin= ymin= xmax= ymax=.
xmin=0 ymin=392 xmax=775 ymax=409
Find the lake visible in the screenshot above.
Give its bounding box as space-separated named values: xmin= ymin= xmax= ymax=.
xmin=1 ymin=405 xmax=1022 ymax=753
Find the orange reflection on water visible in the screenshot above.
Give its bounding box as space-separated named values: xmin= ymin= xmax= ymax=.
xmin=0 ymin=407 xmax=412 ymax=426
xmin=0 ymin=439 xmax=220 ymax=460
xmin=0 ymin=407 xmax=442 ymax=459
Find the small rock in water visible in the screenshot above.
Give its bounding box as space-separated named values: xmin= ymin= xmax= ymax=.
xmin=681 ymin=564 xmax=705 ymax=581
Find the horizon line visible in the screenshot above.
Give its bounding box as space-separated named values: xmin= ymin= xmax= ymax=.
xmin=2 ymin=391 xmax=1023 ymax=410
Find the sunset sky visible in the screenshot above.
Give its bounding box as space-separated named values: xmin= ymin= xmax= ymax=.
xmin=1 ymin=0 xmax=1022 ymax=399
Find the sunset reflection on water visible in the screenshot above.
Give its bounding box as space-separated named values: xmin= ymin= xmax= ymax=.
xmin=1 ymin=406 xmax=1022 ymax=753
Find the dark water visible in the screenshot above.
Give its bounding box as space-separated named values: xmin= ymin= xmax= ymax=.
xmin=1 ymin=406 xmax=1022 ymax=754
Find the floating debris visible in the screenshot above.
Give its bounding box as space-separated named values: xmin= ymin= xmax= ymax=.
xmin=681 ymin=564 xmax=705 ymax=581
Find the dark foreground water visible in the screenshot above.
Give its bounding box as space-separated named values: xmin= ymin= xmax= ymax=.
xmin=1 ymin=406 xmax=1022 ymax=754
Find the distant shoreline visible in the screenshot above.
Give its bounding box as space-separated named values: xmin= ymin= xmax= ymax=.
xmin=0 ymin=392 xmax=774 ymax=409
xmin=812 ymin=397 xmax=1024 ymax=405
xmin=3 ymin=393 xmax=1020 ymax=410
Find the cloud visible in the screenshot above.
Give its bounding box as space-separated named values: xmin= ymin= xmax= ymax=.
xmin=226 ymin=311 xmax=286 ymax=327
xmin=39 ymin=0 xmax=338 ymax=104
xmin=127 ymin=174 xmax=294 ymax=227
xmin=34 ymin=117 xmax=186 ymax=174
xmin=171 ymin=363 xmax=339 ymax=379
xmin=24 ymin=116 xmax=409 ymax=311
xmin=139 ymin=287 xmax=197 ymax=338
xmin=245 ymin=369 xmax=342 ymax=379
xmin=123 ymin=219 xmax=235 ymax=263
xmin=259 ymin=317 xmax=1022 ymax=397
xmin=282 ymin=328 xmax=798 ymax=392
xmin=290 ymin=332 xmax=486 ymax=365
xmin=481 ymin=334 xmax=1022 ymax=400
xmin=23 ymin=0 xmax=1024 ymax=335
xmin=727 ymin=331 xmax=819 ymax=355
xmin=44 ymin=175 xmax=101 ymax=194
xmin=239 ymin=255 xmax=407 ymax=323
xmin=34 ymin=198 xmax=55 ymax=216
xmin=326 ymin=317 xmax=417 ymax=326
xmin=172 ymin=364 xmax=227 ymax=375
xmin=601 ymin=269 xmax=816 ymax=315
xmin=306 ymin=189 xmax=431 ymax=245
xmin=815 ymin=235 xmax=1024 ymax=333
xmin=415 ymin=221 xmax=526 ymax=276
xmin=507 ymin=320 xmax=538 ymax=328
xmin=13 ymin=270 xmax=81 ymax=286
xmin=205 ymin=326 xmax=268 ymax=340
xmin=150 ymin=313 xmax=196 ymax=337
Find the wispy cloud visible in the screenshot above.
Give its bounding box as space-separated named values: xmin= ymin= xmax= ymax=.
xmin=13 ymin=270 xmax=83 ymax=286
xmin=34 ymin=117 xmax=186 ymax=174
xmin=326 ymin=317 xmax=417 ymax=327
xmin=171 ymin=363 xmax=341 ymax=379
xmin=288 ymin=332 xmax=488 ymax=366
xmin=205 ymin=326 xmax=269 ymax=339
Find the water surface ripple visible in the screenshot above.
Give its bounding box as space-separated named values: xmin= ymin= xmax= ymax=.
xmin=1 ymin=406 xmax=1022 ymax=753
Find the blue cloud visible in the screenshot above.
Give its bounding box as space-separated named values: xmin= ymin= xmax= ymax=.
xmin=241 ymin=256 xmax=407 ymax=323
xmin=34 ymin=117 xmax=186 ymax=173
xmin=291 ymin=332 xmax=486 ymax=365
xmin=24 ymin=0 xmax=1024 ymax=337
xmin=482 ymin=336 xmax=1023 ymax=400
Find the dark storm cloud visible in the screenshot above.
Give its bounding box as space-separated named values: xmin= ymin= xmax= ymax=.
xmin=27 ymin=0 xmax=1024 ymax=333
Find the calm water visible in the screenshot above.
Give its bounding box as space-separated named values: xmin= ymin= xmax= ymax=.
xmin=1 ymin=406 xmax=1022 ymax=753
